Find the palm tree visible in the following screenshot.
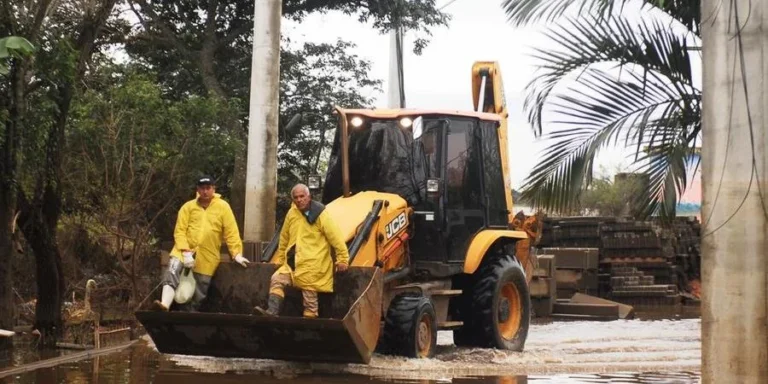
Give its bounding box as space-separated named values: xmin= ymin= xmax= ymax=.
xmin=501 ymin=0 xmax=701 ymax=219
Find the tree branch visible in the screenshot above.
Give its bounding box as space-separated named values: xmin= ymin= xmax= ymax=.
xmin=204 ymin=0 xmax=219 ymax=43
xmin=28 ymin=0 xmax=58 ymax=42
xmin=128 ymin=0 xmax=194 ymax=58
xmin=219 ymin=22 xmax=251 ymax=47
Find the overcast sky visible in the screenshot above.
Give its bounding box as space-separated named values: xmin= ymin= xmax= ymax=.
xmin=282 ymin=0 xmax=639 ymax=189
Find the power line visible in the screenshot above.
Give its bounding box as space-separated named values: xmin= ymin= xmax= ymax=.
xmin=439 ymin=0 xmax=461 ymax=11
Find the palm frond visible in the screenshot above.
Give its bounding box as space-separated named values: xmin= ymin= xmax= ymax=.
xmin=525 ymin=15 xmax=696 ymax=136
xmin=631 ymin=121 xmax=700 ymax=219
xmin=520 ymin=66 xmax=700 ymax=214
xmin=501 ymin=0 xmax=616 ymax=26
xmin=652 ymin=0 xmax=701 ymax=37
xmin=501 ymin=0 xmax=700 ymax=34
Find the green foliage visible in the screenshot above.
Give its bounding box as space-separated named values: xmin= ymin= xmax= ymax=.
xmin=126 ymin=0 xmax=446 ymax=101
xmin=578 ymin=172 xmax=646 ymax=217
xmin=125 ymin=0 xmax=438 ymax=219
xmin=502 ymin=0 xmax=701 ymax=219
xmin=0 ymin=0 xmax=444 ymax=310
xmin=56 ymin=65 xmax=241 ymax=295
xmin=284 ymin=0 xmax=451 ymax=54
xmin=278 ymin=39 xmax=382 ymax=200
xmin=65 ymin=65 xmax=240 ymax=237
xmin=0 ymin=36 xmax=35 ymax=74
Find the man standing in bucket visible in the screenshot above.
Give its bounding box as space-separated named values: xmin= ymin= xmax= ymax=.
xmin=153 ymin=176 xmax=249 ymax=311
xmin=254 ymin=183 xmax=349 ymax=318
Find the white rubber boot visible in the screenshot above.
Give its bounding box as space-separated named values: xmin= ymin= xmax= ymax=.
xmin=152 ymin=285 xmax=175 ymax=311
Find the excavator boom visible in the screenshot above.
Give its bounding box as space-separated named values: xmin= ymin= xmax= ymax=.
xmin=471 ymin=62 xmax=515 ymax=225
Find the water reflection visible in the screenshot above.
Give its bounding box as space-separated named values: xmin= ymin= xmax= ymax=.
xmin=0 ymin=342 xmax=701 ymax=384
xmin=2 ymin=310 xmax=702 ymax=384
xmin=153 ymin=371 xmax=533 ymax=383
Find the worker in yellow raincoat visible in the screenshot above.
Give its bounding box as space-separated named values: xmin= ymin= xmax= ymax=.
xmin=254 ymin=183 xmax=349 ymax=318
xmin=152 ymin=176 xmax=247 ymax=311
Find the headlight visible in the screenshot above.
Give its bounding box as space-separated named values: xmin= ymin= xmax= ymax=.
xmin=399 ymin=117 xmax=413 ymax=128
xmin=308 ymin=175 xmax=322 ymax=190
xmin=350 ymin=116 xmax=364 ymax=128
xmin=426 ymin=178 xmax=440 ymax=193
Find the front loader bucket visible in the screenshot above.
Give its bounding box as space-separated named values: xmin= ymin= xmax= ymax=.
xmin=135 ymin=264 xmax=383 ymax=364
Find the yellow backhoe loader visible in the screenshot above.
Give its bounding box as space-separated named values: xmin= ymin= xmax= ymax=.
xmin=135 ymin=61 xmax=541 ymax=364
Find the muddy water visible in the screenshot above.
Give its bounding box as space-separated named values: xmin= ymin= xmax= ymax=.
xmin=1 ymin=314 xmax=701 ymax=384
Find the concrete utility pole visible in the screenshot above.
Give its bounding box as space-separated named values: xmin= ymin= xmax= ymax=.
xmin=243 ymin=0 xmax=282 ymax=257
xmin=701 ymin=0 xmax=768 ymax=383
xmin=387 ymin=27 xmax=406 ymax=108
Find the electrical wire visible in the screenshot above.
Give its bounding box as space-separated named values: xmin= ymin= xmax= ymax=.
xmin=701 ymin=24 xmax=737 ymax=227
xmin=734 ymin=0 xmax=768 ymax=222
xmin=702 ymin=0 xmax=768 ymax=238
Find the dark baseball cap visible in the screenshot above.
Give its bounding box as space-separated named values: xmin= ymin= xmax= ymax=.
xmin=196 ymin=176 xmax=215 ymax=186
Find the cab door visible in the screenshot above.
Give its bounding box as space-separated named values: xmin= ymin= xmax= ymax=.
xmin=442 ymin=119 xmax=485 ymax=262
xmin=408 ymin=118 xmax=508 ymax=265
xmin=408 ymin=119 xmax=448 ymax=263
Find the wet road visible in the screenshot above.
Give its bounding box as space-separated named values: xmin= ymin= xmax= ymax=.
xmin=1 ymin=314 xmax=701 ymax=383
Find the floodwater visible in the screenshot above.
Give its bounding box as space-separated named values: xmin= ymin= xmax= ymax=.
xmin=1 ymin=307 xmax=701 ymax=383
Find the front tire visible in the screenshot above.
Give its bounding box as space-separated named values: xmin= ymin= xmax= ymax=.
xmin=380 ymin=295 xmax=437 ymax=358
xmin=455 ymin=254 xmax=531 ymax=350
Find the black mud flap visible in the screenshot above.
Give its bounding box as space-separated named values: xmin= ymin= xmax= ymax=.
xmin=135 ymin=264 xmax=383 ymax=364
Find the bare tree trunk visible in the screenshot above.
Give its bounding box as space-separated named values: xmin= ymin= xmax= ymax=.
xmin=18 ymin=189 xmax=64 ymax=347
xmin=17 ymin=75 xmax=72 ymax=346
xmin=15 ymin=0 xmax=117 ymax=346
xmin=0 ymin=199 xmax=14 ymax=351
xmin=0 ymin=63 xmax=27 ymax=350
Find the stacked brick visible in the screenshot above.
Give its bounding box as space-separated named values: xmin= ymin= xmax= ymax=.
xmin=606 ymin=265 xmax=679 ymax=306
xmin=537 ymin=216 xmax=701 ymax=306
xmin=600 ymin=221 xmax=679 ymax=296
xmin=652 ymin=217 xmax=702 ymax=286
xmin=539 ymin=217 xmax=611 ymax=248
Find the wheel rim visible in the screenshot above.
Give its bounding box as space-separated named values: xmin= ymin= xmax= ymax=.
xmin=498 ymin=282 xmax=522 ymax=340
xmin=416 ymin=313 xmax=434 ymax=357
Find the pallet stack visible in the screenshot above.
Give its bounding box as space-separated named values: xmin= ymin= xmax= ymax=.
xmin=529 ymin=254 xmax=557 ymax=317
xmin=606 ymin=265 xmax=679 ymax=306
xmin=600 ymin=221 xmax=679 ymax=288
xmin=653 ymin=217 xmax=702 ymax=285
xmin=540 ymin=247 xmax=599 ymax=299
xmin=536 ymin=216 xmax=699 ymax=306
xmin=539 ymin=217 xmax=612 ymax=248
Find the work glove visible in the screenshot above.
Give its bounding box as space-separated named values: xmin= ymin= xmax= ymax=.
xmin=182 ymin=251 xmax=195 ymax=269
xmin=168 ymin=256 xmax=181 ymax=272
xmin=234 ymin=254 xmax=250 ymax=268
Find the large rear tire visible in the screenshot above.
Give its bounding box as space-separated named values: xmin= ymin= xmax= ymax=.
xmin=454 ymin=254 xmax=531 ymax=350
xmin=380 ymin=295 xmax=437 ymax=358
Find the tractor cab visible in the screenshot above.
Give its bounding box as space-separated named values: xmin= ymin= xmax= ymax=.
xmin=321 ymin=110 xmax=511 ymax=275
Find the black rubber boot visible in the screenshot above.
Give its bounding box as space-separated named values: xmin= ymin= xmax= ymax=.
xmin=254 ymin=294 xmax=283 ymax=316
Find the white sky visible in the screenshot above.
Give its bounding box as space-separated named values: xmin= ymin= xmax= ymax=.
xmin=282 ymin=0 xmax=638 ymax=189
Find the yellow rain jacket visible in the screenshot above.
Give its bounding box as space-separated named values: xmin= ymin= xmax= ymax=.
xmin=273 ymin=201 xmax=349 ymax=292
xmin=170 ymin=193 xmax=243 ymax=276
